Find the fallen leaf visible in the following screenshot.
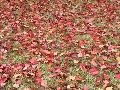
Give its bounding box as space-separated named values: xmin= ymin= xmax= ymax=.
xmin=98 ymin=88 xmax=103 ymax=90
xmin=69 ymin=76 xmax=75 ymax=80
xmin=57 ymin=80 xmax=64 ymax=83
xmin=116 ymin=57 xmax=120 ymax=64
xmin=57 ymin=87 xmax=62 ymax=90
xmin=13 ymin=83 xmax=19 ymax=88
xmin=13 ymin=74 xmax=21 ymax=78
xmin=91 ymin=60 xmax=97 ymax=66
xmin=67 ymin=85 xmax=71 ymax=89
xmin=75 ymin=76 xmax=82 ymax=81
xmin=103 ymin=80 xmax=109 ymax=88
xmin=48 ymin=75 xmax=55 ymax=78
xmin=23 ymin=64 xmax=30 ymax=70
xmin=29 ymin=58 xmax=37 ymax=64
xmin=90 ymin=67 xmax=99 ymax=75
xmin=67 ymin=84 xmax=75 ymax=88
xmin=35 ymin=78 xmax=42 ymax=84
xmin=73 ymin=60 xmax=79 ymax=64
xmin=16 ymin=80 xmax=22 ymax=85
xmin=55 ymin=66 xmax=61 ymax=73
xmin=83 ymin=85 xmax=89 ymax=90
xmin=78 ymin=51 xmax=83 ymax=57
xmin=23 ymin=87 xmax=31 ymax=90
xmin=106 ymin=87 xmax=113 ymax=90
xmin=40 ymin=50 xmax=50 ymax=55
xmin=117 ymin=84 xmax=120 ymax=89
xmin=54 ymin=52 xmax=58 ymax=55
xmin=36 ymin=71 xmax=42 ymax=77
xmin=0 ymin=55 xmax=4 ymax=60
xmin=115 ymin=73 xmax=120 ymax=79
xmin=41 ymin=80 xmax=47 ymax=88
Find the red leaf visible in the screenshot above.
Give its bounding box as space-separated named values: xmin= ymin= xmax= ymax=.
xmin=41 ymin=80 xmax=47 ymax=87
xmin=55 ymin=66 xmax=61 ymax=73
xmin=0 ymin=77 xmax=7 ymax=87
xmin=57 ymin=80 xmax=64 ymax=83
xmin=40 ymin=50 xmax=50 ymax=55
xmin=99 ymin=0 xmax=107 ymax=3
xmin=80 ymin=63 xmax=87 ymax=71
xmin=115 ymin=73 xmax=120 ymax=79
xmin=16 ymin=64 xmax=23 ymax=70
xmin=48 ymin=75 xmax=55 ymax=78
xmin=23 ymin=64 xmax=30 ymax=70
xmin=57 ymin=87 xmax=62 ymax=90
xmin=90 ymin=67 xmax=99 ymax=75
xmin=36 ymin=71 xmax=42 ymax=77
xmin=29 ymin=58 xmax=37 ymax=64
xmin=0 ymin=55 xmax=4 ymax=60
xmin=16 ymin=80 xmax=22 ymax=85
xmin=82 ymin=85 xmax=89 ymax=90
xmin=104 ymin=73 xmax=110 ymax=80
xmin=35 ymin=78 xmax=42 ymax=84
xmin=78 ymin=51 xmax=83 ymax=57
xmin=96 ymin=77 xmax=103 ymax=85
xmin=100 ymin=64 xmax=107 ymax=69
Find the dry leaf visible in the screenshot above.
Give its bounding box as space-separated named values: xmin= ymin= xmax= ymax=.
xmin=98 ymin=88 xmax=103 ymax=90
xmin=78 ymin=52 xmax=83 ymax=57
xmin=23 ymin=87 xmax=31 ymax=90
xmin=91 ymin=60 xmax=97 ymax=66
xmin=117 ymin=84 xmax=120 ymax=89
xmin=13 ymin=83 xmax=19 ymax=88
xmin=67 ymin=76 xmax=76 ymax=81
xmin=67 ymin=85 xmax=71 ymax=89
xmin=13 ymin=74 xmax=21 ymax=78
xmin=115 ymin=22 xmax=120 ymax=29
xmin=54 ymin=52 xmax=58 ymax=55
xmin=103 ymin=80 xmax=109 ymax=88
xmin=73 ymin=60 xmax=79 ymax=64
xmin=105 ymin=87 xmax=113 ymax=90
xmin=57 ymin=80 xmax=64 ymax=83
xmin=116 ymin=57 xmax=120 ymax=64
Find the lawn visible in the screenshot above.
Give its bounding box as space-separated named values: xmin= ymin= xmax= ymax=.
xmin=0 ymin=0 xmax=120 ymax=90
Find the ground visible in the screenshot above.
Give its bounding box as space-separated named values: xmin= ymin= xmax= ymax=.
xmin=0 ymin=0 xmax=120 ymax=90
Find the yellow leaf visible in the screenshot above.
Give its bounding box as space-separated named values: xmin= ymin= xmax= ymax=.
xmin=117 ymin=57 xmax=120 ymax=61
xmin=116 ymin=57 xmax=120 ymax=64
